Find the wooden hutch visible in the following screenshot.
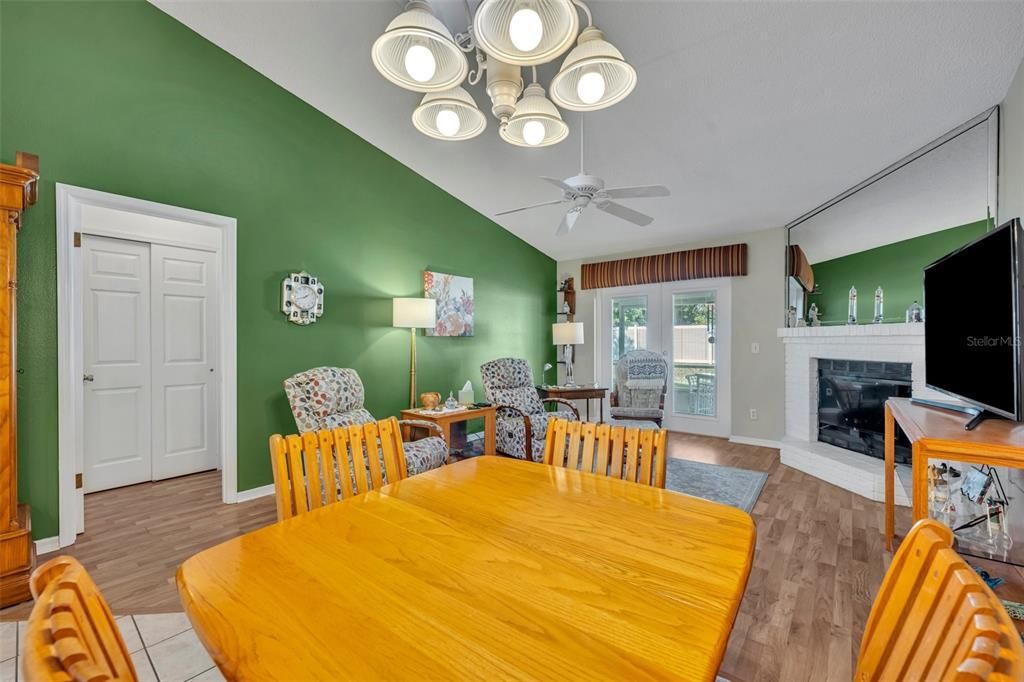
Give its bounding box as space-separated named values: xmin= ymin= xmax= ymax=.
xmin=0 ymin=153 xmax=38 ymax=607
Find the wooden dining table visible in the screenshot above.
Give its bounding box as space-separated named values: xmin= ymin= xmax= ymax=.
xmin=177 ymin=456 xmax=756 ymax=681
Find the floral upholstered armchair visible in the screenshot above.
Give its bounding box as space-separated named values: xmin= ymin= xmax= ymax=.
xmin=480 ymin=358 xmax=579 ymax=462
xmin=610 ymin=350 xmax=668 ymax=426
xmin=283 ymin=367 xmax=448 ymax=476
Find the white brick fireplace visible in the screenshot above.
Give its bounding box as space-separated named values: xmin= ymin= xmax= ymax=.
xmin=777 ymin=323 xmax=950 ymax=505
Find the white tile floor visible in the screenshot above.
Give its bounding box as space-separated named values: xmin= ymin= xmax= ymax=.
xmin=0 ymin=613 xmax=224 ymax=682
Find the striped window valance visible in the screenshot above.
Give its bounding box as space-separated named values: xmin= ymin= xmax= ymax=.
xmin=787 ymin=244 xmax=815 ymax=292
xmin=580 ymin=243 xmax=748 ymax=290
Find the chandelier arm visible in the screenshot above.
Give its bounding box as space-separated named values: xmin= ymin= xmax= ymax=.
xmin=467 ymin=51 xmax=486 ymax=85
xmin=571 ymin=0 xmax=594 ymax=29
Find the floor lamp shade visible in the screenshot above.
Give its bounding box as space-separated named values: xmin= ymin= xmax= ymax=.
xmin=393 ymin=297 xmax=437 ymax=328
xmin=394 ymin=298 xmax=436 ymax=409
xmin=552 ymin=322 xmax=584 ymax=345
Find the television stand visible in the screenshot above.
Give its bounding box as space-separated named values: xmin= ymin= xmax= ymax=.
xmin=910 ymin=397 xmax=1005 ymax=431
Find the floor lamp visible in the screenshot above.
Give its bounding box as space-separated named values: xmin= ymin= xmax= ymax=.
xmin=552 ymin=322 xmax=584 ymax=387
xmin=393 ymin=298 xmax=437 ymax=409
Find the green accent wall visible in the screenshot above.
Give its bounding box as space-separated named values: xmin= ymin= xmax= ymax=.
xmin=1 ymin=0 xmax=556 ymax=539
xmin=811 ymin=220 xmax=990 ymax=324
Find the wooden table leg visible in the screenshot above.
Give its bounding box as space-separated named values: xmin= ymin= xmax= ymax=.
xmin=484 ymin=413 xmax=496 ymax=456
xmin=912 ymin=443 xmax=928 ymax=524
xmin=442 ymin=423 xmax=452 ymax=465
xmin=885 ymin=403 xmax=895 ymax=551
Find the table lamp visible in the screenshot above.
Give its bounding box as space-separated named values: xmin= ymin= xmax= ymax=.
xmin=552 ymin=322 xmax=584 ymax=387
xmin=393 ymin=298 xmax=437 ymax=408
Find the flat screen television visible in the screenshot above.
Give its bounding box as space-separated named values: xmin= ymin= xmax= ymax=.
xmin=923 ymin=217 xmax=1023 ymax=428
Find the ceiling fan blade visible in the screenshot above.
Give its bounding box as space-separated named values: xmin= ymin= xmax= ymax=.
xmin=495 ymin=198 xmax=567 ymax=217
xmin=556 ymin=208 xmax=582 ymax=236
xmin=540 ymin=176 xmax=576 ymax=193
xmin=601 ymin=185 xmax=671 ymax=199
xmin=596 ymin=201 xmax=654 ymax=226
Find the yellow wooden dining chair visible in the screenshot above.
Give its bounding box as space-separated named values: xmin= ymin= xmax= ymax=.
xmin=22 ymin=555 xmax=138 ymax=682
xmin=855 ymin=518 xmax=1023 ymax=681
xmin=543 ymin=417 xmax=668 ymax=488
xmin=269 ymin=416 xmax=409 ymax=521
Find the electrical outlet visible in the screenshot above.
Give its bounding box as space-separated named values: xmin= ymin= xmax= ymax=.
xmin=749 ymin=408 xmax=758 ymax=421
xmin=751 ymin=342 xmax=760 ymax=354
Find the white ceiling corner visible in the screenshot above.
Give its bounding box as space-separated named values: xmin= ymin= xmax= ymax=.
xmin=150 ymin=0 xmax=1024 ymax=262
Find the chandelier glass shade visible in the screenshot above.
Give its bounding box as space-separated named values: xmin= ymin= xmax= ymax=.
xmin=549 ymin=27 xmax=637 ymax=111
xmin=499 ymin=82 xmax=569 ymax=147
xmin=370 ymin=0 xmax=468 ymax=92
xmin=412 ymin=87 xmax=488 ymax=141
xmin=472 ymin=0 xmax=580 ymax=66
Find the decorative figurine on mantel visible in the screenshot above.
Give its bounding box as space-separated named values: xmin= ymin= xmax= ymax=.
xmin=787 ymin=305 xmax=798 ymax=328
xmin=906 ymin=300 xmax=924 ymax=323
xmin=873 ymin=286 xmax=884 ymax=324
xmin=848 ymin=286 xmax=858 ymax=325
xmin=808 ymin=303 xmax=821 ymax=327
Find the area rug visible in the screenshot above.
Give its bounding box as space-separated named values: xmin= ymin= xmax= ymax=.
xmin=664 ymin=459 xmax=768 ymax=513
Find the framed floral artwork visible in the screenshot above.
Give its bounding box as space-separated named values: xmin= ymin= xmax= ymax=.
xmin=424 ymin=271 xmax=474 ymax=337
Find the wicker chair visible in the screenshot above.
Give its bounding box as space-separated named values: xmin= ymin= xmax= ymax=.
xmin=610 ymin=350 xmax=668 ymax=426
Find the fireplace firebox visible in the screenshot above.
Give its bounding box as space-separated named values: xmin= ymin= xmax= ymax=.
xmin=817 ymin=359 xmax=913 ymax=463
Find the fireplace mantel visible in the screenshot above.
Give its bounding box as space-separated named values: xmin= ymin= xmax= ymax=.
xmin=777 ymin=322 xmax=924 ymax=339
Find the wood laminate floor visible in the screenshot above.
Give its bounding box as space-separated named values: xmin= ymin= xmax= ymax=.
xmin=4 ymin=435 xmax=1022 ymax=681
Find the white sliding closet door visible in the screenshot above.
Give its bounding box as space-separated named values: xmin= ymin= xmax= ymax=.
xmin=82 ymin=236 xmax=152 ymax=493
xmin=81 ymin=237 xmax=220 ymax=495
xmin=151 ymin=244 xmax=220 ymax=480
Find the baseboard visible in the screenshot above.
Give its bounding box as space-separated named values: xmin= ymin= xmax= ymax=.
xmin=728 ymin=435 xmax=782 ymax=450
xmin=235 ymin=483 xmax=275 ymax=503
xmin=35 ymin=536 xmax=60 ymax=555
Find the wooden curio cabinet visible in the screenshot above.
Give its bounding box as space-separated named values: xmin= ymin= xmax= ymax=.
xmin=0 ymin=153 xmax=38 ymax=607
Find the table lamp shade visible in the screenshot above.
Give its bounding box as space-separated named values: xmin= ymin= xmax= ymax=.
xmin=552 ymin=321 xmax=584 ymax=345
xmin=393 ymin=298 xmax=436 ymax=328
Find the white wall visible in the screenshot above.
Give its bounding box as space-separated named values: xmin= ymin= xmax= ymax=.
xmin=1000 ymin=55 xmax=1024 ymax=224
xmin=557 ymin=226 xmax=786 ymax=442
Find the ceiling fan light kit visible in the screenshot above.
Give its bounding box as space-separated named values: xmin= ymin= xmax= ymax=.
xmin=371 ymin=0 xmax=636 ymax=145
xmin=370 ymin=0 xmax=469 ymax=93
xmin=412 ymin=87 xmax=488 ymax=140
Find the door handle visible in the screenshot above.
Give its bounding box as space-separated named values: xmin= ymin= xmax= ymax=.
xmin=83 ymin=374 xmax=94 ymax=382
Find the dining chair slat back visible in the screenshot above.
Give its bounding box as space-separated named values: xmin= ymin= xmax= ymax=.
xmin=543 ymin=417 xmax=667 ymax=488
xmin=855 ymin=519 xmax=1024 ymax=681
xmin=23 ymin=555 xmax=138 ymax=682
xmin=269 ymin=417 xmax=410 ymax=521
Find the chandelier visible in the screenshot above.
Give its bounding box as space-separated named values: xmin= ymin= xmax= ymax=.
xmin=371 ymin=0 xmax=636 ymax=146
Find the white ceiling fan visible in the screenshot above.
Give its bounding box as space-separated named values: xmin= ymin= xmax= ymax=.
xmin=495 ymin=122 xmax=670 ymax=235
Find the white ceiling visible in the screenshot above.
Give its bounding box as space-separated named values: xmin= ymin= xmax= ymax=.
xmin=151 ymin=0 xmax=1024 ymax=262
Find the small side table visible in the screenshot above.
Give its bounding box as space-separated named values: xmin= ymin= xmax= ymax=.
xmin=537 ymin=386 xmax=609 ymax=422
xmin=400 ymin=406 xmax=497 ymax=459
xmin=884 ymin=397 xmax=1024 ymax=552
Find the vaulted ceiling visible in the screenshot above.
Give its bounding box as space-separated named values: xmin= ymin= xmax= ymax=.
xmin=152 ymin=0 xmax=1024 ymax=261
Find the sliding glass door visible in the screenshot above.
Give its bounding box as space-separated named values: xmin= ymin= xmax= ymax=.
xmin=598 ymin=280 xmax=731 ymax=437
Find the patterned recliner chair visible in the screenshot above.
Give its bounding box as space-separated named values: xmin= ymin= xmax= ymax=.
xmin=283 ymin=367 xmax=448 ymax=476
xmin=480 ymin=358 xmax=579 ymax=462
xmin=610 ymin=350 xmax=668 ymax=426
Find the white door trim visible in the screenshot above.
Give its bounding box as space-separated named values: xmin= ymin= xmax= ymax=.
xmin=56 ymin=184 xmax=238 ymax=549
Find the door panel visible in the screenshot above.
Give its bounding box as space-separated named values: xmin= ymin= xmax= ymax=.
xmin=151 ymin=244 xmax=219 ymax=480
xmin=662 ymin=282 xmax=731 ymax=437
xmin=83 ymin=236 xmax=152 ymax=493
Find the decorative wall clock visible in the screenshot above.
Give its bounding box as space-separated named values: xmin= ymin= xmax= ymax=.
xmin=281 ymin=271 xmax=324 ymax=325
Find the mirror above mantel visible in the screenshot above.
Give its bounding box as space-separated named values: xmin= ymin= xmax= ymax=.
xmin=786 ymin=107 xmax=999 ymax=327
